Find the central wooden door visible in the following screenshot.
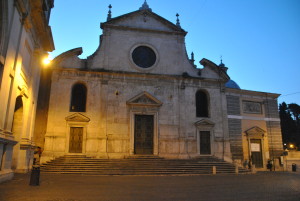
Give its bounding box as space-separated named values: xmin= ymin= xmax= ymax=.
xmin=200 ymin=131 xmax=211 ymax=155
xmin=69 ymin=127 xmax=83 ymax=153
xmin=134 ymin=115 xmax=154 ymax=154
xmin=250 ymin=139 xmax=263 ymax=168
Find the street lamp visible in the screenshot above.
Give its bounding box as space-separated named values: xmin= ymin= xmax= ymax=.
xmin=42 ymin=54 xmax=52 ymax=66
xmin=289 ymin=144 xmax=295 ymax=149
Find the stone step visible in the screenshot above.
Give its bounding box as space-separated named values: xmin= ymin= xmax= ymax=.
xmin=41 ymin=170 xmax=249 ymax=175
xmin=40 ymin=155 xmax=251 ymax=175
xmin=41 ymin=166 xmax=236 ymax=169
xmin=42 ymin=159 xmax=232 ymax=164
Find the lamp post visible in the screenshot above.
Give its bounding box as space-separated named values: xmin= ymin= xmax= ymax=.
xmin=29 ymin=55 xmax=50 ymax=186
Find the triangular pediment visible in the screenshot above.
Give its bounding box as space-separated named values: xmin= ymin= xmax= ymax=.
xmin=194 ymin=119 xmax=215 ymax=128
xmin=101 ymin=10 xmax=186 ymax=34
xmin=245 ymin=126 xmax=265 ymax=137
xmin=127 ymin=91 xmax=162 ymax=107
xmin=65 ymin=113 xmax=90 ymax=122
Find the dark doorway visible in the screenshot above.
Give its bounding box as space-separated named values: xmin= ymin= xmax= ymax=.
xmin=200 ymin=131 xmax=211 ymax=155
xmin=250 ymin=139 xmax=263 ymax=168
xmin=69 ymin=127 xmax=83 ymax=153
xmin=134 ymin=115 xmax=154 ymax=155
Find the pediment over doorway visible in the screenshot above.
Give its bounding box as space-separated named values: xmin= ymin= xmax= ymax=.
xmin=65 ymin=113 xmax=90 ymax=122
xmin=126 ymin=91 xmax=162 ymax=107
xmin=245 ymin=126 xmax=265 ymax=137
xmin=194 ymin=119 xmax=215 ymax=129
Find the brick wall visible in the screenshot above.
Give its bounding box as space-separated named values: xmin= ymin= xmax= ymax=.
xmin=228 ymin=119 xmax=243 ymax=160
xmin=226 ymin=95 xmax=240 ymax=115
xmin=267 ymin=121 xmax=283 ymax=158
xmin=264 ymin=99 xmax=279 ymax=118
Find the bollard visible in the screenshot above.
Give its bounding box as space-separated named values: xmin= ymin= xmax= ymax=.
xmin=212 ymin=166 xmax=216 ymax=175
xmin=251 ymin=164 xmax=256 ymax=174
xmin=235 ymin=164 xmax=239 ymax=174
xmin=292 ymin=163 xmax=297 ymax=172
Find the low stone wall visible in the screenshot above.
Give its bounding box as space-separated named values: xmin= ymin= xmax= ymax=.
xmin=285 ymin=151 xmax=300 ymax=172
xmin=286 ymin=159 xmax=300 ymax=172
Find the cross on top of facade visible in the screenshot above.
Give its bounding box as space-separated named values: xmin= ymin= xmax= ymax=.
xmin=139 ymin=0 xmax=152 ymax=12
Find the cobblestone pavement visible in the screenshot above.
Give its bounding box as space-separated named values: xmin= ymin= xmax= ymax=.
xmin=0 ymin=172 xmax=300 ymax=201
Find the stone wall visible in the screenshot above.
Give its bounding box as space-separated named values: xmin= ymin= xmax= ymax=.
xmin=41 ymin=69 xmax=230 ymax=162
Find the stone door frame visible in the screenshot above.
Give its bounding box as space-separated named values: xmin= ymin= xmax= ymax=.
xmin=68 ymin=127 xmax=84 ymax=153
xmin=65 ymin=113 xmax=90 ymax=155
xmin=130 ymin=110 xmax=159 ymax=155
xmin=195 ymin=119 xmax=215 ymax=156
xmin=134 ymin=114 xmax=154 ymax=154
xmin=245 ymin=126 xmax=266 ymax=169
xmin=249 ymin=139 xmax=264 ymax=168
xmin=66 ymin=124 xmax=87 ymax=154
xmin=126 ymin=91 xmax=162 ymax=156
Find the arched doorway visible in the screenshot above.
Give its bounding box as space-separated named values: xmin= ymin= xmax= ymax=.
xmin=11 ymin=96 xmax=23 ymax=170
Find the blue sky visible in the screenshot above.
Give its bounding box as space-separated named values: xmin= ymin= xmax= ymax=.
xmin=49 ymin=0 xmax=300 ymax=105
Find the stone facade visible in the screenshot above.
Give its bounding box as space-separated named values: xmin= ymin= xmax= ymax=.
xmin=0 ymin=0 xmax=54 ymax=183
xmin=38 ymin=3 xmax=283 ymax=171
xmin=226 ymin=88 xmax=283 ymax=170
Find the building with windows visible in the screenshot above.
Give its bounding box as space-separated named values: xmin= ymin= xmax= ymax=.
xmin=0 ymin=0 xmax=54 ymax=183
xmin=37 ymin=1 xmax=283 ymax=171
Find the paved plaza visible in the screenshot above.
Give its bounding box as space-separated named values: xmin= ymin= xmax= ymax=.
xmin=0 ymin=172 xmax=300 ymax=201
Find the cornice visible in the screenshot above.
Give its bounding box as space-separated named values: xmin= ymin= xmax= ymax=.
xmin=102 ymin=9 xmax=186 ymax=32
xmin=15 ymin=0 xmax=28 ymax=16
xmin=101 ymin=24 xmax=187 ymax=36
xmin=52 ymin=67 xmax=226 ymax=84
xmin=226 ymin=88 xmax=280 ymax=98
xmin=28 ymin=0 xmax=55 ymax=51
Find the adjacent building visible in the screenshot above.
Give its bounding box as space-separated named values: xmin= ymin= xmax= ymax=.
xmin=0 ymin=0 xmax=54 ymax=183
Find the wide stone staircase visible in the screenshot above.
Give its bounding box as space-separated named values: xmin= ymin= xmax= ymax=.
xmin=40 ymin=155 xmax=251 ymax=175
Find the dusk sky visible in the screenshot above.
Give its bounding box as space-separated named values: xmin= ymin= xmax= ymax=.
xmin=49 ymin=0 xmax=300 ymax=105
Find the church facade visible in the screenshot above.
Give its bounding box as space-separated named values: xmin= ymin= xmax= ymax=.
xmin=37 ymin=2 xmax=283 ymax=170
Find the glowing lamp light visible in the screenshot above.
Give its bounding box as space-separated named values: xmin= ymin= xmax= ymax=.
xmin=289 ymin=144 xmax=295 ymax=149
xmin=43 ymin=55 xmax=52 ymax=66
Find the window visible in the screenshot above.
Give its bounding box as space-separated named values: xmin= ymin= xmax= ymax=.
xmin=70 ymin=83 xmax=87 ymax=112
xmin=196 ymin=90 xmax=209 ymax=117
xmin=132 ymin=46 xmax=156 ymax=68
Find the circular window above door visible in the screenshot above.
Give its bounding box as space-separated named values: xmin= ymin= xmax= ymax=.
xmin=131 ymin=46 xmax=157 ymax=68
